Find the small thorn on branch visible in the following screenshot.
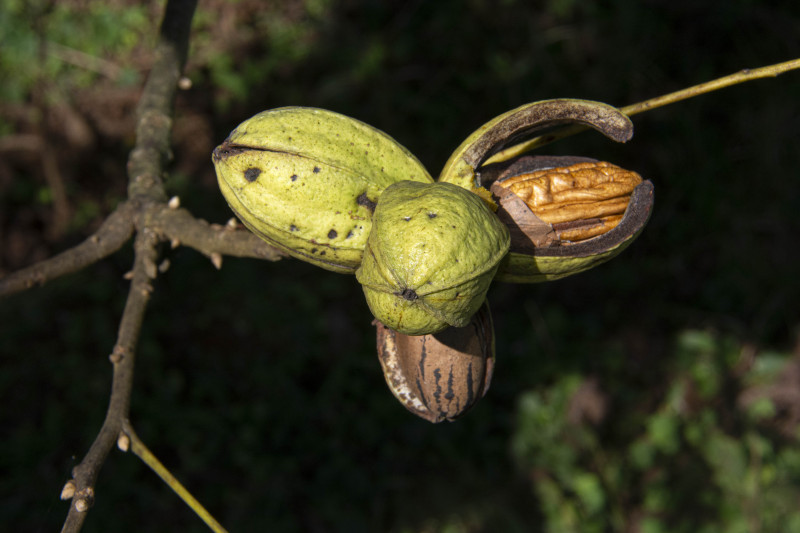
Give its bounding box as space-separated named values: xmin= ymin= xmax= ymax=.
xmin=109 ymin=346 xmax=125 ymax=364
xmin=170 ymin=238 xmax=181 ymax=249
xmin=117 ymin=433 xmax=131 ymax=452
xmin=168 ymin=196 xmax=181 ymax=209
xmin=60 ymin=480 xmax=77 ymax=500
xmin=73 ymin=487 xmax=95 ymax=512
xmin=144 ymin=259 xmax=158 ymax=279
xmin=210 ymin=252 xmax=223 ymax=270
xmin=225 ymin=218 xmax=238 ymax=230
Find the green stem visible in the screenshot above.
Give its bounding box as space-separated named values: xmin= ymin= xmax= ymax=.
xmin=484 ymin=57 xmax=800 ymax=165
xmin=122 ymin=421 xmax=229 ymax=533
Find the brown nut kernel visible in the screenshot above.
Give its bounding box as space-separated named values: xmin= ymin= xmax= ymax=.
xmin=484 ymin=155 xmax=653 ymax=282
xmin=375 ymin=301 xmax=495 ymax=423
xmin=493 ymin=160 xmax=642 ymax=244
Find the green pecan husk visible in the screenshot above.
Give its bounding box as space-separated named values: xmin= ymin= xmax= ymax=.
xmin=212 ymin=107 xmax=433 ymax=273
xmin=356 ymin=181 xmax=509 ymax=336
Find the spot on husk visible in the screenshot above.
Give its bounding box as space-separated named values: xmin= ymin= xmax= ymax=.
xmin=244 ymin=168 xmax=261 ymax=182
xmin=356 ymin=192 xmax=377 ymax=212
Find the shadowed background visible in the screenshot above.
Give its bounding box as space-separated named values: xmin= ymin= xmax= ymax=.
xmin=1 ymin=1 xmax=799 ymax=531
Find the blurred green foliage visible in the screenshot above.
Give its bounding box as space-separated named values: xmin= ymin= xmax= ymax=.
xmin=1 ymin=0 xmax=799 ymax=532
xmin=0 ymin=0 xmax=149 ymax=106
xmin=512 ymin=330 xmax=800 ymax=533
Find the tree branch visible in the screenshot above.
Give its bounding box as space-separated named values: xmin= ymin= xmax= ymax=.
xmin=0 ymin=201 xmax=137 ymax=298
xmin=60 ymin=228 xmax=158 ymax=533
xmin=127 ymin=0 xmax=197 ymax=203
xmin=56 ymin=1 xmax=199 ymax=531
xmin=152 ymin=206 xmax=288 ymax=262
xmin=0 ymin=0 xmax=287 ymax=301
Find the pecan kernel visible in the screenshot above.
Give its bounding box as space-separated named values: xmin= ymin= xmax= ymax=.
xmin=496 ymin=161 xmax=642 ymax=243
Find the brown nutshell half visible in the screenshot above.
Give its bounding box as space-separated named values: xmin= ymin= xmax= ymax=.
xmin=374 ymin=302 xmax=495 ymax=423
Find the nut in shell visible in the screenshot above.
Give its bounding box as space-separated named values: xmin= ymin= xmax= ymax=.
xmin=438 ymin=99 xmax=653 ymax=283
xmin=375 ymin=302 xmax=495 ymax=423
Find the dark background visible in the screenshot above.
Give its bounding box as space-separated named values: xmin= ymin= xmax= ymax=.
xmin=1 ymin=1 xmax=799 ymax=531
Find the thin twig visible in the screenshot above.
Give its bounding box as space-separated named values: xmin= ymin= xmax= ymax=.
xmin=0 ymin=132 xmax=71 ymax=238
xmin=0 ymin=185 xmax=287 ymax=299
xmin=121 ymin=420 xmax=230 ymax=533
xmin=60 ymin=229 xmax=159 ymax=533
xmin=40 ymin=138 xmax=72 ymax=239
xmin=619 ymin=58 xmax=800 ymax=117
xmin=127 ymin=0 xmax=198 ymax=204
xmin=46 ymin=40 xmax=124 ymax=80
xmin=484 ymin=58 xmax=800 ymax=165
xmin=0 ymin=201 xmax=137 ymax=298
xmin=152 ymin=205 xmax=287 ymax=262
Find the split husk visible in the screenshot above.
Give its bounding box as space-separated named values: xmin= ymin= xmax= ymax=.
xmin=438 ymin=99 xmax=654 ymax=283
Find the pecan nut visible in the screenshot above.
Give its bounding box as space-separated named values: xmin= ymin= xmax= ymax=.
xmin=375 ymin=302 xmax=495 ymax=423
